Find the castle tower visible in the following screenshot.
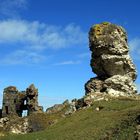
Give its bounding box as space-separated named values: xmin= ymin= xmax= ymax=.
xmin=1 ymin=84 xmax=43 ymax=118
xmin=2 ymin=86 xmax=19 ymax=117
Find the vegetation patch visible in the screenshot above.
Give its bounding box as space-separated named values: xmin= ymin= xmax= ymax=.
xmin=1 ymin=99 xmax=140 ymax=140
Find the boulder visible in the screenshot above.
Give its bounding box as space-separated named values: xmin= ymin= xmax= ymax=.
xmin=0 ymin=117 xmax=9 ymax=128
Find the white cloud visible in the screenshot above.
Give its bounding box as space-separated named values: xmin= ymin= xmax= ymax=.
xmin=129 ymin=38 xmax=140 ymax=51
xmin=0 ymin=50 xmax=46 ymax=65
xmin=129 ymin=38 xmax=140 ymax=60
xmin=0 ymin=19 xmax=87 ymax=65
xmin=0 ymin=0 xmax=28 ymax=18
xmin=0 ymin=19 xmax=87 ymax=50
xmin=0 ymin=20 xmax=44 ymax=45
xmin=54 ymin=60 xmax=81 ymax=66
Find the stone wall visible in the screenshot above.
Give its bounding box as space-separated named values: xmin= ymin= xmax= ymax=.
xmin=2 ymin=84 xmax=43 ymax=118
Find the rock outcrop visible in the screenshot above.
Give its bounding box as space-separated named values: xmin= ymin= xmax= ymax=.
xmin=85 ymin=22 xmax=137 ymax=97
xmin=0 ymin=117 xmax=9 ymax=128
xmin=0 ymin=116 xmax=32 ymax=134
xmin=46 ymin=100 xmax=76 ymax=115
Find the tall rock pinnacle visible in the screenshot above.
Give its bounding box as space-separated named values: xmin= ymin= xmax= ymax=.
xmin=85 ymin=22 xmax=137 ymax=97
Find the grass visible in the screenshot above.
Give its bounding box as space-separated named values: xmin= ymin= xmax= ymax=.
xmin=1 ymin=99 xmax=140 ymax=140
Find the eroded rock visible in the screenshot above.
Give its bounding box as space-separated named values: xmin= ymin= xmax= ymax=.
xmin=46 ymin=100 xmax=76 ymax=115
xmin=10 ymin=118 xmax=32 ymax=134
xmin=0 ymin=117 xmax=9 ymax=128
xmin=85 ymin=22 xmax=137 ymax=97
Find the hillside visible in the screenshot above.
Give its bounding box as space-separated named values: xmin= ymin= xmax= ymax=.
xmin=1 ymin=98 xmax=140 ymax=140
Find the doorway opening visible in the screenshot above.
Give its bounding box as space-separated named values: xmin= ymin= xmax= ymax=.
xmin=5 ymin=106 xmax=8 ymax=114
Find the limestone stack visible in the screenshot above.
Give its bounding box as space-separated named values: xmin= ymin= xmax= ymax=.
xmin=85 ymin=22 xmax=137 ymax=97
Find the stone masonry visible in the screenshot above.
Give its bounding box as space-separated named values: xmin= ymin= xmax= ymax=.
xmin=1 ymin=84 xmax=43 ymax=117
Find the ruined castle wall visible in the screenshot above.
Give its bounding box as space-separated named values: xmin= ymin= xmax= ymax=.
xmin=2 ymin=87 xmax=18 ymax=117
xmin=1 ymin=84 xmax=43 ymax=118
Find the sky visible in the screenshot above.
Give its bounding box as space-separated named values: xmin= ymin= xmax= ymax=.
xmin=0 ymin=0 xmax=140 ymax=110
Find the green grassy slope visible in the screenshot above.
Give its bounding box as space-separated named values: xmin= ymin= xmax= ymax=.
xmin=1 ymin=99 xmax=140 ymax=140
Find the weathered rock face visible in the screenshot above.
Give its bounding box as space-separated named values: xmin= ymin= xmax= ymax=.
xmin=0 ymin=117 xmax=9 ymax=128
xmin=46 ymin=100 xmax=76 ymax=115
xmin=85 ymin=22 xmax=137 ymax=97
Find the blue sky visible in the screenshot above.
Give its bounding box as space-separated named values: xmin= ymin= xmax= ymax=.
xmin=0 ymin=0 xmax=140 ymax=110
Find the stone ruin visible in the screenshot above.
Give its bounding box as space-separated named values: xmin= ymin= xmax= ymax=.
xmin=85 ymin=22 xmax=137 ymax=97
xmin=1 ymin=84 xmax=43 ymax=118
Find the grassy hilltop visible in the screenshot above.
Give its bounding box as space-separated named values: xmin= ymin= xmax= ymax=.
xmin=1 ymin=98 xmax=140 ymax=140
